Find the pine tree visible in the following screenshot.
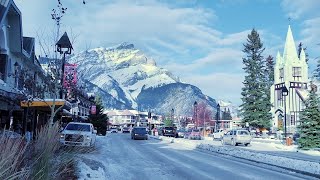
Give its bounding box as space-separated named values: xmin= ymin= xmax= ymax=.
xmin=88 ymin=95 xmax=108 ymax=136
xmin=297 ymin=83 xmax=320 ymax=149
xmin=313 ymin=58 xmax=320 ymax=81
xmin=265 ymin=55 xmax=274 ymax=87
xmin=240 ymin=29 xmax=272 ymax=129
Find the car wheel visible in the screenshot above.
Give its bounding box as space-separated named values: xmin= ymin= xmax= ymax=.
xmin=245 ymin=143 xmax=250 ymax=146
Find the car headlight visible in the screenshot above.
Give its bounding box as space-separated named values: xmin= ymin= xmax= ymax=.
xmin=135 ymin=134 xmax=139 ymax=136
xmin=86 ymin=136 xmax=91 ymax=140
xmin=60 ymin=134 xmax=65 ymax=138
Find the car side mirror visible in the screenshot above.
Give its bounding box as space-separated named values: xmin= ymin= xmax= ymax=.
xmin=93 ymin=130 xmax=97 ymax=134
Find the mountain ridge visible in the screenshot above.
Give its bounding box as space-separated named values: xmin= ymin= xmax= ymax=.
xmin=68 ymin=43 xmax=218 ymax=115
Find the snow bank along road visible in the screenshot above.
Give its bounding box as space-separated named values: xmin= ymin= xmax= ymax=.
xmin=76 ymin=134 xmax=315 ymax=180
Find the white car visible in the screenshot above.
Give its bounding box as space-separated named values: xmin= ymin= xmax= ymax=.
xmin=60 ymin=122 xmax=97 ymax=147
xmin=110 ymin=128 xmax=118 ymax=133
xmin=212 ymin=129 xmax=225 ymax=139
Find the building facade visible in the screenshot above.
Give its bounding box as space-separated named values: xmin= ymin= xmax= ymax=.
xmin=270 ymin=25 xmax=309 ymax=133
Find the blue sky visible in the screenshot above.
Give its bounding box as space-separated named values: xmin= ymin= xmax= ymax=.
xmin=15 ymin=0 xmax=320 ymax=105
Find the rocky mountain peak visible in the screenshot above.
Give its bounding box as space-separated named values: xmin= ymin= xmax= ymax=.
xmin=116 ymin=42 xmax=135 ymax=50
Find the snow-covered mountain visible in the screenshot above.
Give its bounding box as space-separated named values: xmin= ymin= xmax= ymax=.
xmin=68 ymin=43 xmax=217 ymax=115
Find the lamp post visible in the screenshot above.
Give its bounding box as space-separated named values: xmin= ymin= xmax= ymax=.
xmin=216 ymin=103 xmax=220 ymax=131
xmin=203 ymin=107 xmax=206 ymax=137
xmin=171 ymin=108 xmax=174 ymax=126
xmin=194 ymin=101 xmax=198 ymax=127
xmin=56 ymin=32 xmax=73 ymax=99
xmin=281 ymin=85 xmax=289 ymax=139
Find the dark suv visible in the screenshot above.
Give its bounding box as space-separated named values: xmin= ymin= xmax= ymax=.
xmin=162 ymin=127 xmax=176 ymax=137
xmin=131 ymin=127 xmax=148 ymax=140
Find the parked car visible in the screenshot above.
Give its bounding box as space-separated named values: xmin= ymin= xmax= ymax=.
xmin=110 ymin=128 xmax=118 ymax=133
xmin=60 ymin=122 xmax=97 ymax=147
xmin=162 ymin=127 xmax=176 ymax=137
xmin=131 ymin=127 xmax=148 ymax=140
xmin=122 ymin=127 xmax=130 ymax=133
xmin=188 ymin=129 xmax=201 ymax=140
xmin=175 ymin=129 xmax=186 ymax=138
xmin=212 ymin=129 xmax=225 ymax=140
xmin=221 ymin=129 xmax=251 ymax=146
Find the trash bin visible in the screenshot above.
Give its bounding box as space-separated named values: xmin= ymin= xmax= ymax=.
xmin=286 ymin=137 xmax=292 ymax=146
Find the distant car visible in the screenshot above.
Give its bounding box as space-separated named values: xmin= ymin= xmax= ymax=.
xmin=60 ymin=122 xmax=97 ymax=147
xmin=188 ymin=129 xmax=201 ymax=140
xmin=110 ymin=128 xmax=118 ymax=133
xmin=175 ymin=129 xmax=186 ymax=138
xmin=122 ymin=127 xmax=130 ymax=133
xmin=221 ymin=129 xmax=251 ymax=146
xmin=163 ymin=127 xmax=176 ymax=137
xmin=212 ymin=129 xmax=225 ymax=140
xmin=131 ymin=127 xmax=148 ymax=140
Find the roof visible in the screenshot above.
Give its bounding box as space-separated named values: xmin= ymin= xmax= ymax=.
xmin=23 ymin=37 xmax=34 ymax=55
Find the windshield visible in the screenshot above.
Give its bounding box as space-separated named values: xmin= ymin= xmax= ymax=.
xmin=65 ymin=124 xmax=90 ymax=132
xmin=134 ymin=128 xmax=147 ymax=133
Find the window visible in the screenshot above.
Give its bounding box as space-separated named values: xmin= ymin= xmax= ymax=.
xmin=290 ymin=114 xmax=295 ymax=125
xmin=0 ymin=54 xmax=7 ymax=81
xmin=279 ymin=68 xmax=284 ymax=81
xmin=292 ymin=67 xmax=302 ymax=81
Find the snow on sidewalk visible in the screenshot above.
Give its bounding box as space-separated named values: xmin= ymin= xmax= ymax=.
xmin=197 ymin=144 xmax=320 ymax=175
xmin=77 ymin=159 xmax=106 ymax=180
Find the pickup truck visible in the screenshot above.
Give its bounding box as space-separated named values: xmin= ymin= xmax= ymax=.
xmin=60 ymin=122 xmax=97 ymax=147
xmin=212 ymin=129 xmax=225 ymax=140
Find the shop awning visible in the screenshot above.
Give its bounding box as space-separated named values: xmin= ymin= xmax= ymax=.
xmin=20 ymin=99 xmax=66 ymax=107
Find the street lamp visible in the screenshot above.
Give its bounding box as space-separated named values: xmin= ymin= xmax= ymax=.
xmin=281 ymin=85 xmax=289 ymax=139
xmin=194 ymin=101 xmax=198 ymax=127
xmin=171 ymin=108 xmax=174 ymax=126
xmin=216 ymin=103 xmax=220 ymax=131
xmin=56 ymin=32 xmax=73 ymax=99
xmin=203 ymin=107 xmax=206 ymax=137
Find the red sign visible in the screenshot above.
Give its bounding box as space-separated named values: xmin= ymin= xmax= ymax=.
xmin=63 ymin=64 xmax=77 ymax=89
xmin=91 ymin=105 xmax=96 ymax=115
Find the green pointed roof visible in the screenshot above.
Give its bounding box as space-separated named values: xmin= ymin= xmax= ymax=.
xmin=283 ymin=25 xmax=298 ymax=62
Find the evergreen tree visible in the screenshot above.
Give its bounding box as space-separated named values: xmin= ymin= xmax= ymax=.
xmin=298 ymin=83 xmax=320 ymax=149
xmin=88 ymin=95 xmax=108 ymax=136
xmin=265 ymin=55 xmax=274 ymax=87
xmin=164 ymin=117 xmax=174 ymax=127
xmin=297 ymin=42 xmax=303 ymax=58
xmin=313 ymin=58 xmax=320 ymax=81
xmin=240 ymin=29 xmax=272 ymax=129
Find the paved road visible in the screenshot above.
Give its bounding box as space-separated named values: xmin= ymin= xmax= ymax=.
xmin=78 ymin=134 xmax=314 ymax=180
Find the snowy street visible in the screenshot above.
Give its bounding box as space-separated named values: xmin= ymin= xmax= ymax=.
xmin=76 ymin=134 xmax=314 ymax=180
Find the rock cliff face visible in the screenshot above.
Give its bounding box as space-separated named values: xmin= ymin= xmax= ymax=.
xmin=68 ymin=43 xmax=217 ymax=115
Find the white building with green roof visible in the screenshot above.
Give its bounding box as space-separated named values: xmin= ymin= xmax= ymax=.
xmin=270 ymin=25 xmax=309 ymax=133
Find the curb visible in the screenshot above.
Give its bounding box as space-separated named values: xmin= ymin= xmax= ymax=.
xmin=149 ymin=135 xmax=162 ymax=141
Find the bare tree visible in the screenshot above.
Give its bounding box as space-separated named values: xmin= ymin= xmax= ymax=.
xmin=196 ymin=102 xmax=212 ymax=127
